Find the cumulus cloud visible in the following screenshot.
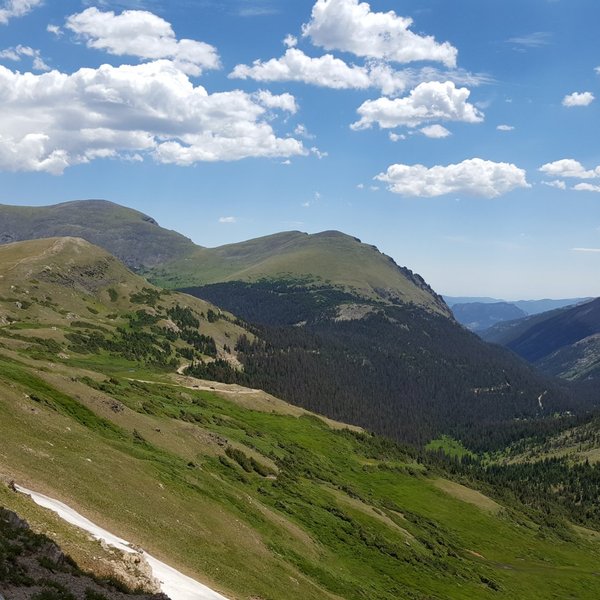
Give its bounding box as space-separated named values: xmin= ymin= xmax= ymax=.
xmin=0 ymin=0 xmax=42 ymax=24
xmin=573 ymin=183 xmax=600 ymax=193
xmin=539 ymin=159 xmax=600 ymax=179
xmin=65 ymin=8 xmax=220 ymax=76
xmin=375 ymin=158 xmax=530 ymax=198
xmin=0 ymin=60 xmax=305 ymax=174
xmin=283 ymin=34 xmax=298 ymax=48
xmin=497 ymin=124 xmax=514 ymax=131
xmin=562 ymin=91 xmax=594 ymax=107
xmin=302 ymin=0 xmax=457 ymax=67
xmin=351 ymin=80 xmax=483 ymax=130
xmin=420 ymin=124 xmax=450 ymax=138
xmin=254 ymin=89 xmax=297 ymax=113
xmin=388 ymin=132 xmax=405 ymax=142
xmin=231 ymin=48 xmax=372 ymax=90
xmin=232 ymin=47 xmax=491 ymax=96
xmin=232 ymin=48 xmax=483 ymax=96
xmin=47 ymin=24 xmax=63 ymax=37
xmin=0 ymin=45 xmax=49 ymax=71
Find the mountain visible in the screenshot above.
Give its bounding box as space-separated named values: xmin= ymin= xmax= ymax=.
xmin=445 ymin=296 xmax=591 ymax=316
xmin=451 ymin=302 xmax=527 ymax=332
xmin=513 ymin=298 xmax=593 ymax=316
xmin=1 ymin=240 xmax=600 ymax=599
xmin=483 ymin=299 xmax=600 ymax=380
xmin=0 ymin=201 xmax=448 ymax=316
xmin=0 ymin=200 xmax=196 ymax=269
xmin=150 ymin=229 xmax=451 ymax=317
xmin=1 ymin=200 xmax=596 ymax=451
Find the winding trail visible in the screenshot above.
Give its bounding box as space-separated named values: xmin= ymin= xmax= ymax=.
xmin=15 ymin=485 xmax=230 ymax=600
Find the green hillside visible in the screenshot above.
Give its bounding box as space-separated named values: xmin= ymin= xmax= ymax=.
xmin=1 ymin=236 xmax=600 ymax=599
xmin=150 ymin=229 xmax=450 ymax=316
xmin=2 ymin=330 xmax=600 ymax=599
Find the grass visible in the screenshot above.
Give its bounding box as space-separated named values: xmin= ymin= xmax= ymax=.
xmin=1 ymin=351 xmax=600 ymax=599
xmin=426 ymin=435 xmax=477 ymax=460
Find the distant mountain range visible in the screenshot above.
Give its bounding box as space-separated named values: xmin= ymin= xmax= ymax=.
xmin=483 ymin=298 xmax=600 ymax=381
xmin=444 ymin=296 xmax=592 ymax=315
xmin=445 ymin=296 xmax=592 ymax=334
xmin=450 ymin=302 xmax=527 ymax=333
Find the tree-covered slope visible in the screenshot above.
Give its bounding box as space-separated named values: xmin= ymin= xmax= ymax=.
xmin=183 ymin=281 xmax=595 ymax=450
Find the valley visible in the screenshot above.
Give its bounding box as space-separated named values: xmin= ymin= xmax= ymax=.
xmin=0 ymin=202 xmax=598 ymax=600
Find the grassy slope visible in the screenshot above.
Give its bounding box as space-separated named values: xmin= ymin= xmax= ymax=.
xmin=0 ymin=236 xmax=247 ymax=366
xmin=1 ymin=237 xmax=599 ymax=599
xmin=148 ymin=230 xmax=450 ymax=316
xmin=2 ymin=353 xmax=600 ymax=600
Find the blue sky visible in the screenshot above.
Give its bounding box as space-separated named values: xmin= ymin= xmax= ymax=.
xmin=0 ymin=0 xmax=598 ymax=299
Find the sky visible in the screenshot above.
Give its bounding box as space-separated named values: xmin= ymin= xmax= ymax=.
xmin=0 ymin=0 xmax=598 ymax=300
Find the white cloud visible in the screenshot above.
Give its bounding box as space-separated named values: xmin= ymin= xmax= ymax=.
xmin=388 ymin=132 xmax=405 ymax=142
xmin=542 ymin=179 xmax=566 ymax=189
xmin=231 ymin=48 xmax=372 ymax=90
xmin=65 ymin=8 xmax=220 ymax=76
xmin=231 ymin=49 xmax=426 ymax=97
xmin=562 ymin=91 xmax=594 ymax=107
xmin=0 ymin=45 xmax=49 ymax=71
xmin=573 ymin=183 xmax=600 ymax=193
xmin=0 ymin=60 xmax=305 ymax=174
xmin=47 ymin=24 xmax=63 ymax=37
xmin=254 ymin=89 xmax=298 ymax=113
xmin=310 ymin=146 xmax=328 ymax=159
xmin=351 ymin=80 xmax=483 ymax=130
xmin=232 ymin=48 xmax=491 ymax=96
xmin=294 ymin=124 xmax=315 ymax=139
xmin=0 ymin=0 xmax=42 ymax=25
xmin=218 ymin=216 xmax=237 ymax=223
xmin=375 ymin=158 xmax=530 ymax=198
xmin=572 ymin=247 xmax=600 ymax=253
xmin=283 ymin=34 xmax=297 ymax=48
xmin=539 ymin=159 xmax=600 ymax=179
xmin=420 ymin=124 xmax=450 ymax=138
xmin=302 ymin=0 xmax=457 ymax=67
xmin=497 ymin=124 xmax=514 ymax=131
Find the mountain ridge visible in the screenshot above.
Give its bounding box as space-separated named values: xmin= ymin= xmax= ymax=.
xmin=0 ymin=200 xmax=451 ymax=317
xmin=0 ymin=200 xmax=197 ymax=270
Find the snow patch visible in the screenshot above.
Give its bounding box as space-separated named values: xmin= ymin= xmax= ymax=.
xmin=16 ymin=485 xmax=230 ymax=600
